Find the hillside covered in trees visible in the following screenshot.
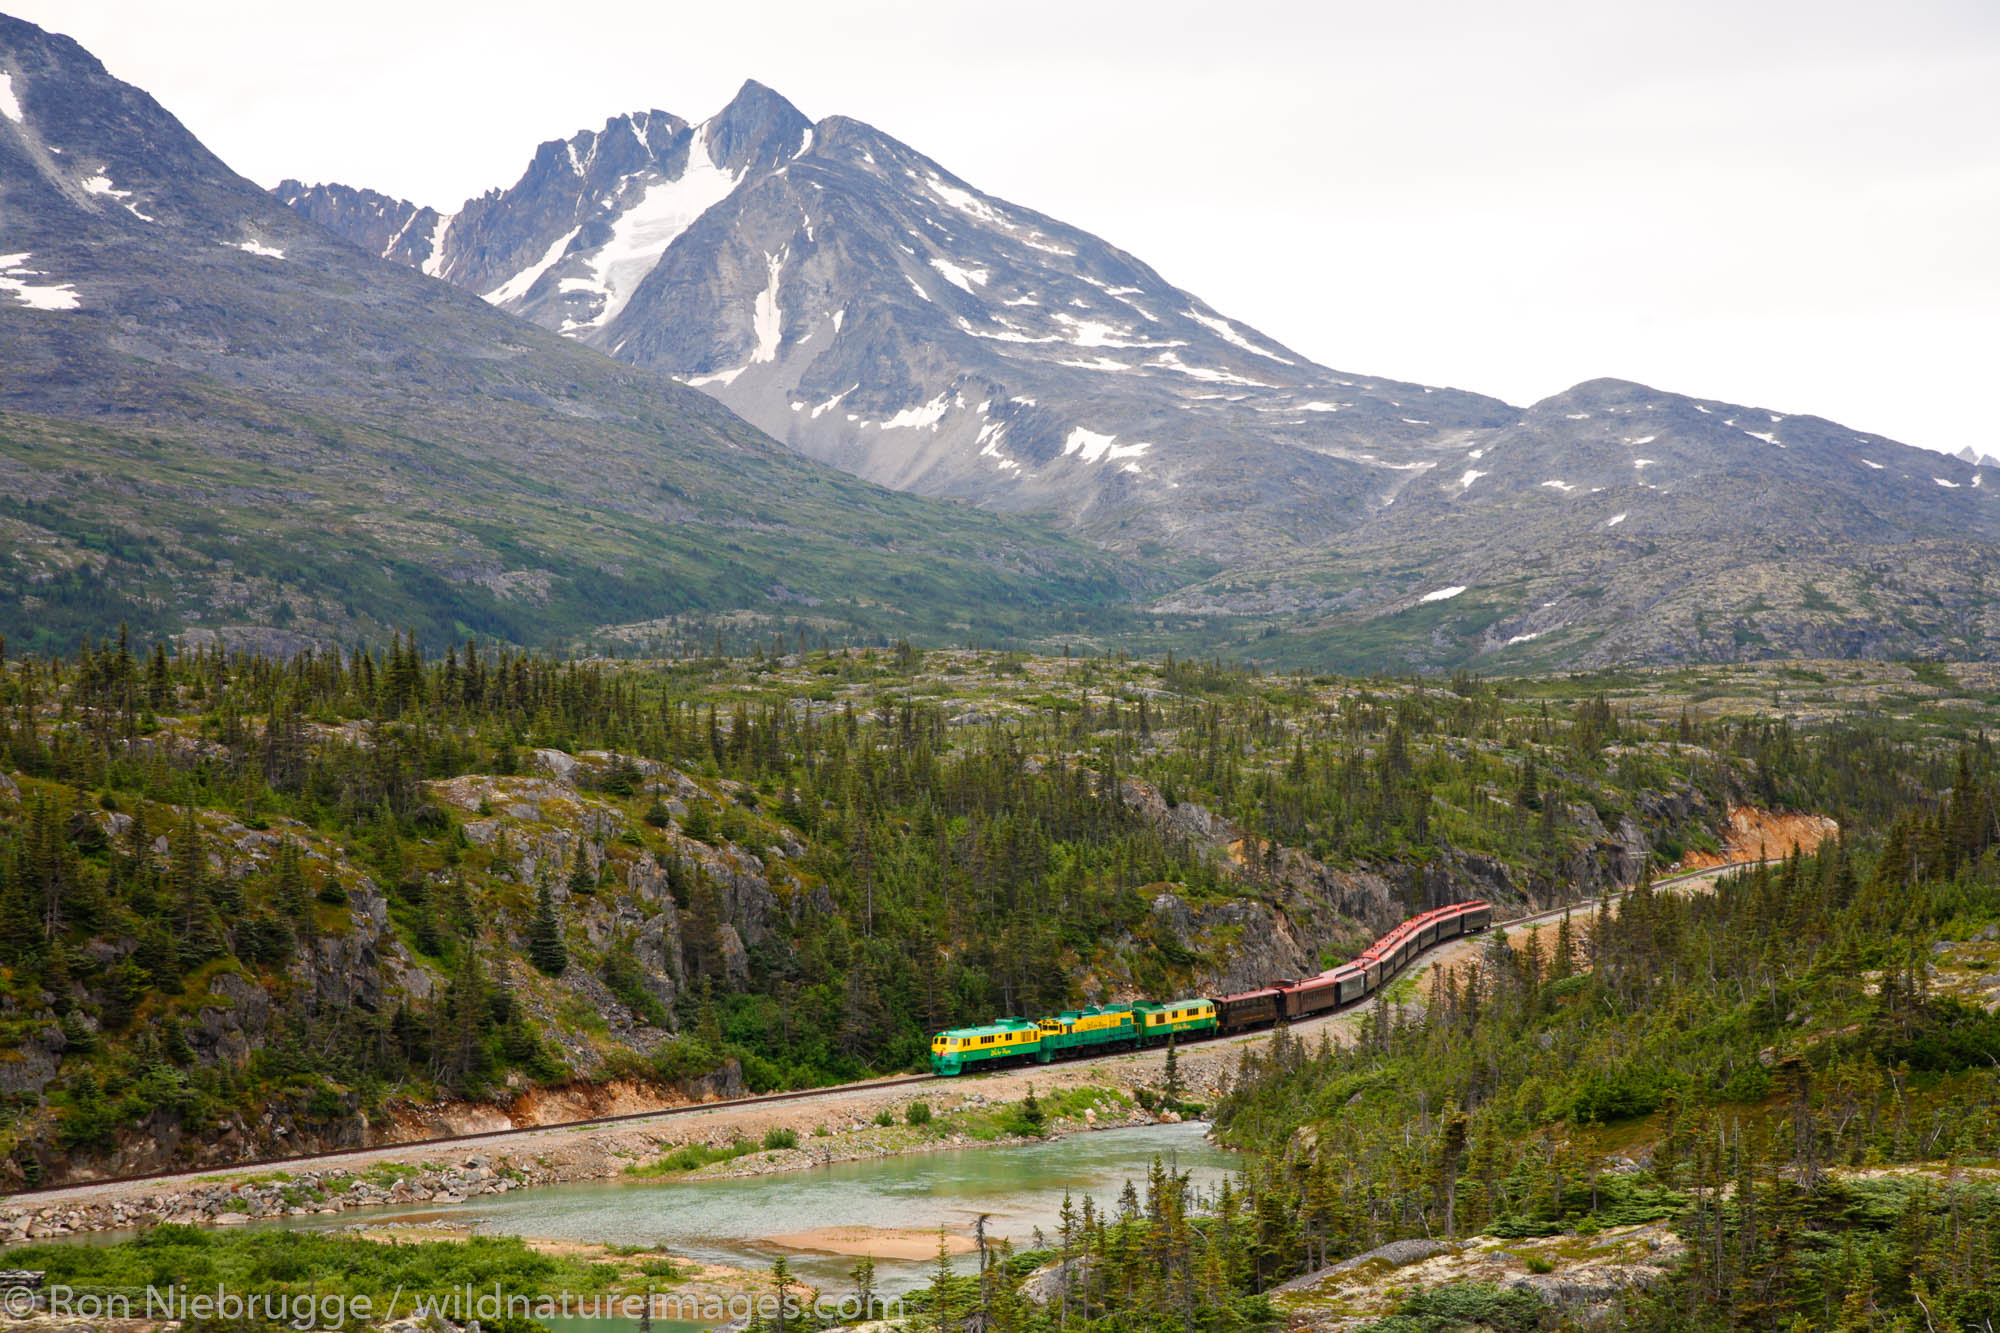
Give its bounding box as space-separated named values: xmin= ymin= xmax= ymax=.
xmin=1186 ymin=768 xmax=2000 ymax=1328
xmin=0 ymin=641 xmax=1988 ymax=1195
xmin=868 ymin=728 xmax=2000 ymax=1332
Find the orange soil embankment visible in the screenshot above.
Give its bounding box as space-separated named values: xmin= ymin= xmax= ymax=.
xmin=1679 ymin=805 xmax=1839 ymax=870
xmin=385 ymin=1078 xmax=702 ymax=1142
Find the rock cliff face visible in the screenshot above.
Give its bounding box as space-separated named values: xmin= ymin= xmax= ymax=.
xmin=1112 ymin=774 xmax=1719 ymax=995
xmin=0 ymin=748 xmax=794 ymax=1190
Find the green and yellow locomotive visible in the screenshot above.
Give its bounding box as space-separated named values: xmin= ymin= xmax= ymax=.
xmin=928 ymin=998 xmax=1217 ymax=1075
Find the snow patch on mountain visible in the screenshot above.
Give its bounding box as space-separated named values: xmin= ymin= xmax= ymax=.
xmin=419 ymin=215 xmax=455 ymax=278
xmin=1420 ymin=585 xmax=1468 ymax=603
xmin=0 ymin=252 xmax=79 ymax=309
xmin=1051 ymin=314 xmax=1171 ymax=350
xmin=922 ymin=174 xmax=1007 ymax=228
xmin=811 ymin=386 xmax=854 ymax=419
xmin=750 ymin=252 xmax=785 ymax=362
xmin=569 ymin=128 xmax=744 ymax=328
xmin=82 ymin=172 xmax=156 ymax=222
xmin=929 ymin=257 xmax=988 ymax=292
xmin=1184 ymin=308 xmax=1293 ymax=365
xmin=880 ymin=395 xmax=950 ymax=430
xmin=1150 ymin=350 xmax=1271 ymax=387
xmin=0 ymin=71 xmax=23 ymax=124
xmin=485 ymin=227 xmax=577 ymax=305
xmin=1063 ymin=427 xmax=1123 ymax=463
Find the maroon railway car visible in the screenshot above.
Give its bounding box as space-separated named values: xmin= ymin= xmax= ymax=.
xmin=1212 ymin=900 xmax=1494 ymax=1034
xmin=1281 ymin=964 xmax=1368 ymax=1021
xmin=1214 ymin=986 xmax=1283 ymax=1033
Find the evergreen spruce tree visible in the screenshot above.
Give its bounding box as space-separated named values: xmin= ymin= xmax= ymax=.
xmin=529 ymin=881 xmax=568 ymax=976
xmin=847 ymin=1255 xmax=876 ymax=1324
xmin=768 ymin=1255 xmax=795 ymax=1333
xmin=930 ymin=1228 xmax=957 ymax=1333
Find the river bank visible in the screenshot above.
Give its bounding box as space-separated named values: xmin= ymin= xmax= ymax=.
xmin=0 ymin=1066 xmax=1221 ymax=1245
xmin=331 ymin=1120 xmax=1239 ymax=1296
xmin=2 ymin=860 xmax=1765 ymax=1247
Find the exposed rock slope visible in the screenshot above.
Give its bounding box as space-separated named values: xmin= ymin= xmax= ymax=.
xmin=0 ymin=18 xmax=1137 ymax=655
xmin=281 ymin=81 xmax=1516 ymax=561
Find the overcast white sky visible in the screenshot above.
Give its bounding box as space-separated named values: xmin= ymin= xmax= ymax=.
xmin=23 ymin=0 xmax=2000 ymax=454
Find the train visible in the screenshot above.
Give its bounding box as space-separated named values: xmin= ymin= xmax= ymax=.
xmin=928 ymin=898 xmax=1492 ymax=1075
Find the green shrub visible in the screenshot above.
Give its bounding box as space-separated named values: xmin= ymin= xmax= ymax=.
xmin=1376 ymin=1282 xmax=1553 ymax=1333
xmin=629 ymin=1139 xmax=755 ymax=1176
xmin=600 ymin=949 xmax=670 ymax=1027
xmin=762 ymin=1127 xmax=798 ymax=1151
xmin=651 ymin=1037 xmax=725 ymax=1083
xmin=906 ymin=1100 xmax=933 ymax=1126
xmin=1718 ymin=1063 xmax=1773 ymax=1104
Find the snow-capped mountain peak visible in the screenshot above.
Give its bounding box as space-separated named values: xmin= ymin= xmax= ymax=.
xmin=283 ymin=80 xmax=1520 ymax=558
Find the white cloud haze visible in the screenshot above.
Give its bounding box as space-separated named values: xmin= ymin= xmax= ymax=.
xmin=20 ymin=0 xmax=1999 ymax=454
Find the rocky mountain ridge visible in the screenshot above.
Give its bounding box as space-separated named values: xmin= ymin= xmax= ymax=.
xmin=280 ymin=81 xmax=1519 ymax=561
xmin=0 ymin=15 xmax=1139 ymax=657
xmin=1163 ymin=376 xmax=2000 ymax=668
xmin=276 ymin=78 xmax=2000 ymax=666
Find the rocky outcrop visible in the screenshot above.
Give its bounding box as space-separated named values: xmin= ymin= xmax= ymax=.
xmin=1119 ymin=773 xmax=1722 ymax=994
xmin=1271 ymin=1238 xmax=1463 ymax=1294
xmin=191 ymin=972 xmax=271 ymax=1067
xmin=1508 ymin=1263 xmax=1675 ymax=1312
xmin=1019 ymin=1255 xmax=1094 ymax=1306
xmin=0 ymin=1027 xmax=63 ymax=1096
xmin=1274 ymin=1221 xmax=1688 ymax=1330
xmin=631 ymin=908 xmax=686 ymax=1011
xmin=8 ymin=1086 xmax=371 ymax=1188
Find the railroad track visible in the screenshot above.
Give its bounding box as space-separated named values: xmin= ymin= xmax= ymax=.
xmin=7 ymin=858 xmax=1764 ymax=1200
xmin=4 ymin=1074 xmax=944 ymax=1199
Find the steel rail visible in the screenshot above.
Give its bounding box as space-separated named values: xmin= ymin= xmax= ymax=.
xmin=6 ymin=858 xmax=1767 ymax=1200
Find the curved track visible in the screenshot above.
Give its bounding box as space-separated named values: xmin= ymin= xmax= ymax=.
xmin=7 ymin=859 xmax=1760 ymax=1199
